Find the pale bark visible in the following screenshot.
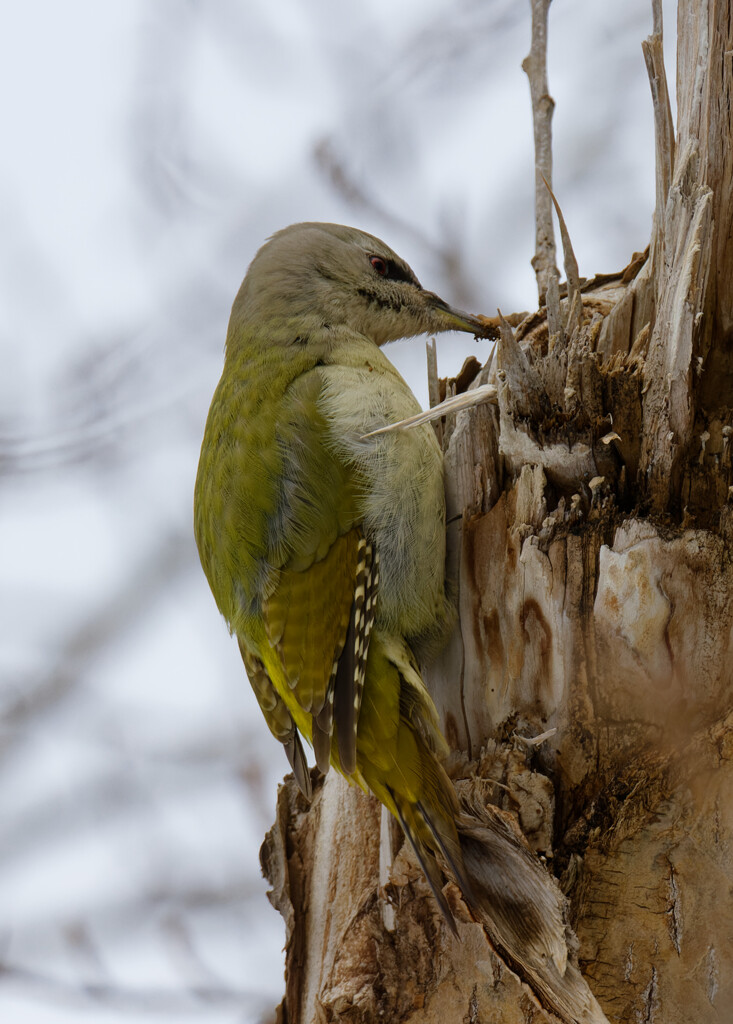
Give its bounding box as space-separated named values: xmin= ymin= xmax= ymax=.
xmin=261 ymin=2 xmax=733 ymax=1021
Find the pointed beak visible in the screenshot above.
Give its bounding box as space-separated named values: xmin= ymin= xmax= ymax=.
xmin=424 ymin=293 xmax=495 ymax=339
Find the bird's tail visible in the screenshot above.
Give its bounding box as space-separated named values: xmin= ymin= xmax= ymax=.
xmin=376 ymin=747 xmax=471 ymax=934
xmin=372 ymin=762 xmax=609 ymax=1023
xmin=455 ymin=797 xmax=610 ymax=1024
xmin=356 ymin=633 xmax=609 ymax=1023
xmin=355 ymin=630 xmax=473 ymax=930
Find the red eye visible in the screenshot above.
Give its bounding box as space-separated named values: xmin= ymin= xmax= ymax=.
xmin=369 ymin=256 xmax=388 ymax=276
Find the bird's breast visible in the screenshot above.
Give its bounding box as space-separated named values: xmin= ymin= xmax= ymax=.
xmin=317 ymin=357 xmax=448 ymax=643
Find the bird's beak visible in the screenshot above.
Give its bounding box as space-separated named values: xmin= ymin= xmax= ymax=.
xmin=424 ymin=293 xmax=494 ymax=339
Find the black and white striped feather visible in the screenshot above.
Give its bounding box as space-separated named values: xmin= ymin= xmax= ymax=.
xmin=331 ymin=539 xmax=378 ymax=775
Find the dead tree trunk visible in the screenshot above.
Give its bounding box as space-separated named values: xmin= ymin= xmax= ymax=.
xmin=261 ymin=2 xmax=733 ymax=1021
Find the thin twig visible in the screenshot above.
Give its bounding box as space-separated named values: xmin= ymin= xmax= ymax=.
xmin=522 ymin=0 xmax=559 ymax=307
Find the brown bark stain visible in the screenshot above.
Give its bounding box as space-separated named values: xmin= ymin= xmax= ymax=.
xmin=520 ymin=597 xmax=553 ymax=702
xmin=444 ymin=711 xmax=461 ymax=752
xmin=482 ymin=608 xmax=506 ymax=695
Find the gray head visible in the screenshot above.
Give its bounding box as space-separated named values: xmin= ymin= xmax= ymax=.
xmin=229 ymin=222 xmax=488 ymax=349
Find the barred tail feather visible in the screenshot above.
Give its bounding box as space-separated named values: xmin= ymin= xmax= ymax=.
xmin=284 ymin=731 xmax=312 ymax=801
xmin=312 ymin=662 xmax=337 ymax=773
xmin=388 ymin=785 xmax=608 ymax=1023
xmin=456 ymin=800 xmax=610 ymax=1024
xmin=358 ymin=631 xmax=469 ymax=930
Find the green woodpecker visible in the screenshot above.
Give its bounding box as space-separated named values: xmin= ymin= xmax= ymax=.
xmin=194 ymin=222 xmax=490 ymax=926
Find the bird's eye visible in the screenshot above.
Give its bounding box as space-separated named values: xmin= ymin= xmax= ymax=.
xmin=369 ymin=256 xmax=388 ymax=276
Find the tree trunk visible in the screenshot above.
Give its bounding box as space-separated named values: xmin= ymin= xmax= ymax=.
xmin=261 ymin=2 xmax=733 ymax=1021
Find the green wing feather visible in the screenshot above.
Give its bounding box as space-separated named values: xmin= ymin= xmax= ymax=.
xmin=238 ymin=640 xmax=312 ymax=800
xmin=263 ymin=529 xmax=359 ymax=714
xmin=196 ymin=357 xmax=374 ymax=790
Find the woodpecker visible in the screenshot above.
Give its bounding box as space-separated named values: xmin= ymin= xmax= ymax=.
xmin=194 ymin=222 xmax=489 ymax=925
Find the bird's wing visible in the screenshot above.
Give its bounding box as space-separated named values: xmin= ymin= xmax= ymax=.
xmin=253 ymin=368 xmax=378 ymax=782
xmin=238 ymin=640 xmax=312 ymax=800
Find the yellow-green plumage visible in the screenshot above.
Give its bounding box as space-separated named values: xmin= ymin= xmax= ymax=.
xmin=194 ymin=222 xmax=488 ymax=926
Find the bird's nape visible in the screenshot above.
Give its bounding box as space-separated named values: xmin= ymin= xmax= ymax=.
xmin=228 ymin=221 xmax=490 ymax=348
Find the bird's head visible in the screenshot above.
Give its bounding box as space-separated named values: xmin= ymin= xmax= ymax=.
xmin=229 ymin=222 xmax=489 ymax=349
